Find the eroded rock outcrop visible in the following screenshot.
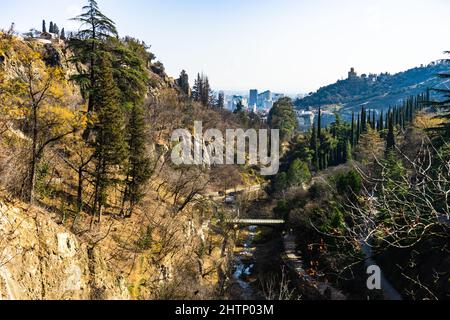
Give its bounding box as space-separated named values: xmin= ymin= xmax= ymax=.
xmin=0 ymin=200 xmax=129 ymax=300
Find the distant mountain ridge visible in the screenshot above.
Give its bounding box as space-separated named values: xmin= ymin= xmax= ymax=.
xmin=295 ymin=60 xmax=450 ymax=113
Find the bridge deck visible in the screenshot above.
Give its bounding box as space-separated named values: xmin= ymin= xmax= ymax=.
xmin=227 ymin=219 xmax=285 ymax=225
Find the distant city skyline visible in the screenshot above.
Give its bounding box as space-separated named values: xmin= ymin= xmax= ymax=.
xmin=1 ymin=0 xmax=449 ymax=93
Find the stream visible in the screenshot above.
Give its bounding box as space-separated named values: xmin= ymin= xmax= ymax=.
xmin=227 ymin=225 xmax=284 ymax=300
xmin=231 ymin=226 xmax=258 ymax=300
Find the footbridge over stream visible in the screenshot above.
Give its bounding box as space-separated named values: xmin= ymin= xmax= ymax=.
xmin=226 ymin=219 xmax=285 ymax=226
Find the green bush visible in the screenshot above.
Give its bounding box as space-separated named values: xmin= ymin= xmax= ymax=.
xmin=335 ymin=170 xmax=361 ymax=197
xmin=287 ymin=159 xmax=311 ymax=187
xmin=135 ymin=226 xmax=153 ymax=251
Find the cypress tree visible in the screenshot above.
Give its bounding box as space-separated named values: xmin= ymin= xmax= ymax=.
xmin=409 ymin=97 xmax=414 ymax=122
xmin=401 ymin=106 xmax=406 ymax=129
xmin=53 ymin=23 xmax=59 ymax=36
xmin=351 ymin=111 xmax=355 ymax=147
xmin=372 ymin=111 xmax=376 ymax=130
xmin=345 ymin=139 xmax=352 ymax=163
xmin=42 ymin=20 xmax=47 ymax=33
xmin=177 ymin=70 xmax=190 ymax=96
xmin=361 ymin=107 xmax=367 ymax=132
xmin=317 ymin=107 xmax=322 ymax=140
xmin=319 ymin=151 xmax=324 ymax=171
xmin=396 ymin=107 xmax=400 ymax=126
xmin=310 ymin=125 xmax=319 ymax=170
xmin=323 ymin=152 xmax=328 ymax=169
xmin=392 ymin=107 xmax=396 ymax=126
xmin=60 ymin=28 xmax=66 ymax=40
xmin=379 ymin=111 xmax=384 ymax=131
xmin=356 ymin=113 xmax=361 ymax=143
xmin=49 ymin=21 xmax=54 ymax=33
xmin=386 ymin=111 xmax=396 ymax=153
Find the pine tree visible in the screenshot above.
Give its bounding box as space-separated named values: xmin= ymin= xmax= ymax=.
xmin=192 ymin=73 xmax=203 ymax=102
xmin=234 ymin=100 xmax=244 ymax=113
xmin=69 ymin=0 xmax=118 ymax=114
xmin=217 ymin=91 xmax=225 ymax=109
xmin=287 ymin=159 xmax=311 ymax=187
xmin=91 ymin=54 xmax=127 ymax=225
xmin=201 ymin=76 xmax=212 ymax=107
xmin=192 ymin=73 xmax=213 ymax=107
xmin=122 ymin=103 xmax=152 ymax=217
xmin=426 ymin=54 xmax=450 ymax=141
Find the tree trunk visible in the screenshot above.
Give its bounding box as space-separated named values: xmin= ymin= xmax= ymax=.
xmin=90 ymin=163 xmax=101 ymax=230
xmin=73 ymin=167 xmax=83 ymax=230
xmin=27 ymin=105 xmax=39 ymax=204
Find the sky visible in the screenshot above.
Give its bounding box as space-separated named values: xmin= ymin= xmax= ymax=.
xmin=1 ymin=0 xmax=450 ymax=93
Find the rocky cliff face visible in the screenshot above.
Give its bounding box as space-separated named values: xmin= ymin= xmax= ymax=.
xmin=0 ymin=199 xmax=129 ymax=300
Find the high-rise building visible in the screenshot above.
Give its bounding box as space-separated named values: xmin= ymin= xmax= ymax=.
xmin=259 ymin=90 xmax=272 ymax=101
xmin=272 ymin=93 xmax=285 ymax=102
xmin=257 ymin=90 xmax=272 ymax=109
xmin=249 ymin=89 xmax=258 ymax=108
xmin=227 ymin=95 xmax=248 ymax=112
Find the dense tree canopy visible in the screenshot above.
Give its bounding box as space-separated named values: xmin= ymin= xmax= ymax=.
xmin=268 ymin=97 xmax=297 ymax=141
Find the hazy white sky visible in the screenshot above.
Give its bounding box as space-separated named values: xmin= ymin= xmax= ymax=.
xmin=2 ymin=0 xmax=449 ymax=93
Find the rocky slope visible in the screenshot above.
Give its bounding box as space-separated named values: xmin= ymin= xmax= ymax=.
xmin=0 ymin=197 xmax=129 ymax=300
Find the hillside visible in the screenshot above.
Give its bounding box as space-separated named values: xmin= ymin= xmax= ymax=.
xmin=0 ymin=23 xmax=261 ymax=299
xmin=0 ymin=196 xmax=130 ymax=300
xmin=295 ymin=61 xmax=450 ymax=112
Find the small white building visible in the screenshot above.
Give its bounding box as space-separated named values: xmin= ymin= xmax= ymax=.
xmin=40 ymin=32 xmax=59 ymax=40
